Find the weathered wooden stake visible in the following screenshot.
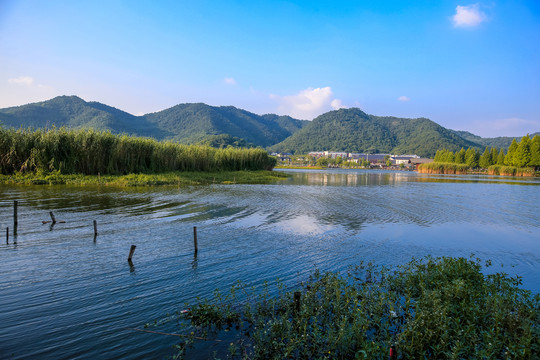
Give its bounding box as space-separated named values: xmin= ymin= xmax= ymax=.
xmin=193 ymin=226 xmax=198 ymax=254
xmin=6 ymin=227 xmax=8 ymax=244
xmin=93 ymin=220 xmax=98 ymax=236
xmin=294 ymin=291 xmax=301 ymax=313
xmin=13 ymin=200 xmax=18 ymax=235
xmin=128 ymin=245 xmax=136 ymax=261
xmin=49 ymin=211 xmax=57 ymax=224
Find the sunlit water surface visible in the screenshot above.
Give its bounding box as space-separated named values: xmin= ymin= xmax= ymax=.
xmin=0 ymin=169 xmax=539 ymax=359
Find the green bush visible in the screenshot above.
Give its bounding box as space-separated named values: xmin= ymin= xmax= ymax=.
xmin=174 ymin=256 xmax=540 ymax=359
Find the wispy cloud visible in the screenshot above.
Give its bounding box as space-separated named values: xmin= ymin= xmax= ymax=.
xmin=452 ymin=4 xmax=487 ymax=28
xmin=8 ymin=76 xmax=34 ymax=85
xmin=223 ymin=77 xmax=237 ymax=85
xmin=271 ymin=86 xmax=346 ymax=120
xmin=397 ymin=96 xmax=410 ymax=102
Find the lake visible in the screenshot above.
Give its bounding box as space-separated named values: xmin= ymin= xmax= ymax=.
xmin=1 ymin=169 xmax=539 ymax=359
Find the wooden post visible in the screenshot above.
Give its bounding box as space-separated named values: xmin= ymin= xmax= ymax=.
xmin=13 ymin=201 xmax=18 ymax=235
xmin=6 ymin=227 xmax=8 ymax=244
xmin=193 ymin=226 xmax=198 ymax=254
xmin=49 ymin=211 xmax=56 ymax=224
xmin=128 ymin=245 xmax=136 ymax=261
xmin=93 ymin=220 xmax=98 ymax=236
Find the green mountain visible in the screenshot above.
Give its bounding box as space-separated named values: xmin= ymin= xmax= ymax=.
xmin=0 ymin=95 xmax=169 ymax=138
xmin=270 ymin=108 xmax=480 ymax=158
xmin=2 ymin=96 xmax=534 ymax=156
xmin=144 ymin=103 xmax=308 ymax=146
xmin=0 ymin=96 xmax=308 ymax=147
xmin=451 ymin=130 xmax=540 ymax=150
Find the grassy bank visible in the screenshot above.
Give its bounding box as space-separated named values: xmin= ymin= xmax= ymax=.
xmin=0 ymin=127 xmax=276 ymax=175
xmin=0 ymin=170 xmax=289 ymax=186
xmin=168 ymin=256 xmax=539 ymax=359
xmin=419 ymin=162 xmax=537 ymax=176
xmin=417 ymin=162 xmax=470 ymax=174
xmin=488 ymin=165 xmax=536 ymax=177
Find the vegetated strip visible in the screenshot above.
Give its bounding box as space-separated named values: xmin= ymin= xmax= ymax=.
xmin=0 ymin=127 xmax=282 ymax=185
xmin=167 ymin=256 xmax=539 ymax=359
xmin=0 ymin=170 xmax=289 ymax=186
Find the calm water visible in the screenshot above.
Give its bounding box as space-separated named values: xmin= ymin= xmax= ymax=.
xmin=0 ymin=169 xmax=539 ymax=359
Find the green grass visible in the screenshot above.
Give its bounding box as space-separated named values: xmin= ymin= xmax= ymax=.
xmin=169 ymin=256 xmax=540 ymax=359
xmin=0 ymin=170 xmax=290 ymax=186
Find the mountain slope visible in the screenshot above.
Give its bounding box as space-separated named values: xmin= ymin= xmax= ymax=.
xmin=452 ymin=130 xmax=540 ymax=149
xmin=270 ymin=108 xmax=480 ymax=157
xmin=0 ymin=95 xmax=169 ymax=138
xmin=144 ymin=103 xmax=308 ymax=146
xmin=0 ymin=96 xmax=307 ymax=147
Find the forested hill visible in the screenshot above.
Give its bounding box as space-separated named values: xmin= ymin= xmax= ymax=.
xmin=0 ymin=96 xmax=308 ymax=148
xmin=451 ymin=130 xmax=540 ymax=150
xmin=144 ymin=103 xmax=307 ymax=147
xmin=0 ymin=95 xmax=169 ymax=138
xmin=1 ymin=96 xmax=534 ymax=156
xmin=270 ymin=108 xmax=479 ymax=158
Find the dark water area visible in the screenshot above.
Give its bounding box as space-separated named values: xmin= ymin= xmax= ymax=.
xmin=0 ymin=169 xmax=539 ymax=359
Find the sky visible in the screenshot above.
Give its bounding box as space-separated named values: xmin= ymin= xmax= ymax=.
xmin=0 ymin=0 xmax=539 ymax=137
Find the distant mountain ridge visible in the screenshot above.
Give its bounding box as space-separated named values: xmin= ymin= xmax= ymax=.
xmin=451 ymin=130 xmax=540 ymax=150
xmin=269 ymin=108 xmax=480 ymax=157
xmin=0 ymin=96 xmax=535 ymax=157
xmin=0 ymin=96 xmax=307 ymax=148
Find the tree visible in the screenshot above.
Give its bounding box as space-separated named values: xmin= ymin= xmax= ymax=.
xmin=465 ymin=148 xmax=479 ymax=168
xmin=490 ymin=147 xmax=498 ymax=166
xmin=317 ymin=157 xmax=329 ymax=167
xmin=514 ymin=135 xmax=531 ymax=168
xmin=444 ymin=150 xmax=455 ymax=163
xmin=479 ymin=146 xmax=491 ymax=169
xmin=497 ymin=149 xmax=505 ymax=165
xmin=455 ymin=148 xmax=466 ymax=164
xmin=505 ymin=139 xmax=518 ymax=166
xmin=530 ymin=135 xmax=540 ymax=170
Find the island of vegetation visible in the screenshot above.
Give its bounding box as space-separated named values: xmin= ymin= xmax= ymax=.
xmin=419 ymin=135 xmax=540 ymax=176
xmin=160 ymin=256 xmax=539 ymax=359
xmin=0 ymin=127 xmax=285 ymax=186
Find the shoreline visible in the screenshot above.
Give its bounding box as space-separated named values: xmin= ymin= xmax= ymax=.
xmin=0 ymin=170 xmax=290 ymax=187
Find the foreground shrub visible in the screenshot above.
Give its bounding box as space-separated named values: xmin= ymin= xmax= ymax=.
xmin=172 ymin=256 xmax=539 ymax=359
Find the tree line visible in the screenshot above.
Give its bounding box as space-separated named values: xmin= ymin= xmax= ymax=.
xmin=0 ymin=127 xmax=276 ymax=175
xmin=433 ymin=135 xmax=540 ymax=170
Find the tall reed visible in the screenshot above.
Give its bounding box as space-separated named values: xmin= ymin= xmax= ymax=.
xmin=417 ymin=162 xmax=469 ymax=174
xmin=0 ymin=127 xmax=276 ymax=175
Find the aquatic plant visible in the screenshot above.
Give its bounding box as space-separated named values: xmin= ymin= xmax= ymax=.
xmin=417 ymin=162 xmax=469 ymax=174
xmin=0 ymin=127 xmax=276 ymax=175
xmin=171 ymin=256 xmax=539 ymax=359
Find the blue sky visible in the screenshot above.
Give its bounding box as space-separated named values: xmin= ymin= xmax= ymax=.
xmin=1 ymin=0 xmax=539 ymax=137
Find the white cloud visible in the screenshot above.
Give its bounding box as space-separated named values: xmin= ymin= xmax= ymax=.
xmin=452 ymin=4 xmax=487 ymax=28
xmin=271 ymin=86 xmax=346 ymax=120
xmin=331 ymin=99 xmax=346 ymax=109
xmin=468 ymin=117 xmax=540 ymax=137
xmin=8 ymin=76 xmax=34 ymax=85
xmin=397 ymin=96 xmax=410 ymax=102
xmin=223 ymin=77 xmax=237 ymax=85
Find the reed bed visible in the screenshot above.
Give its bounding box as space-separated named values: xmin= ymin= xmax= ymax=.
xmin=0 ymin=127 xmax=276 ymax=175
xmin=488 ymin=165 xmax=535 ymax=177
xmin=417 ymin=162 xmax=469 ymax=174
